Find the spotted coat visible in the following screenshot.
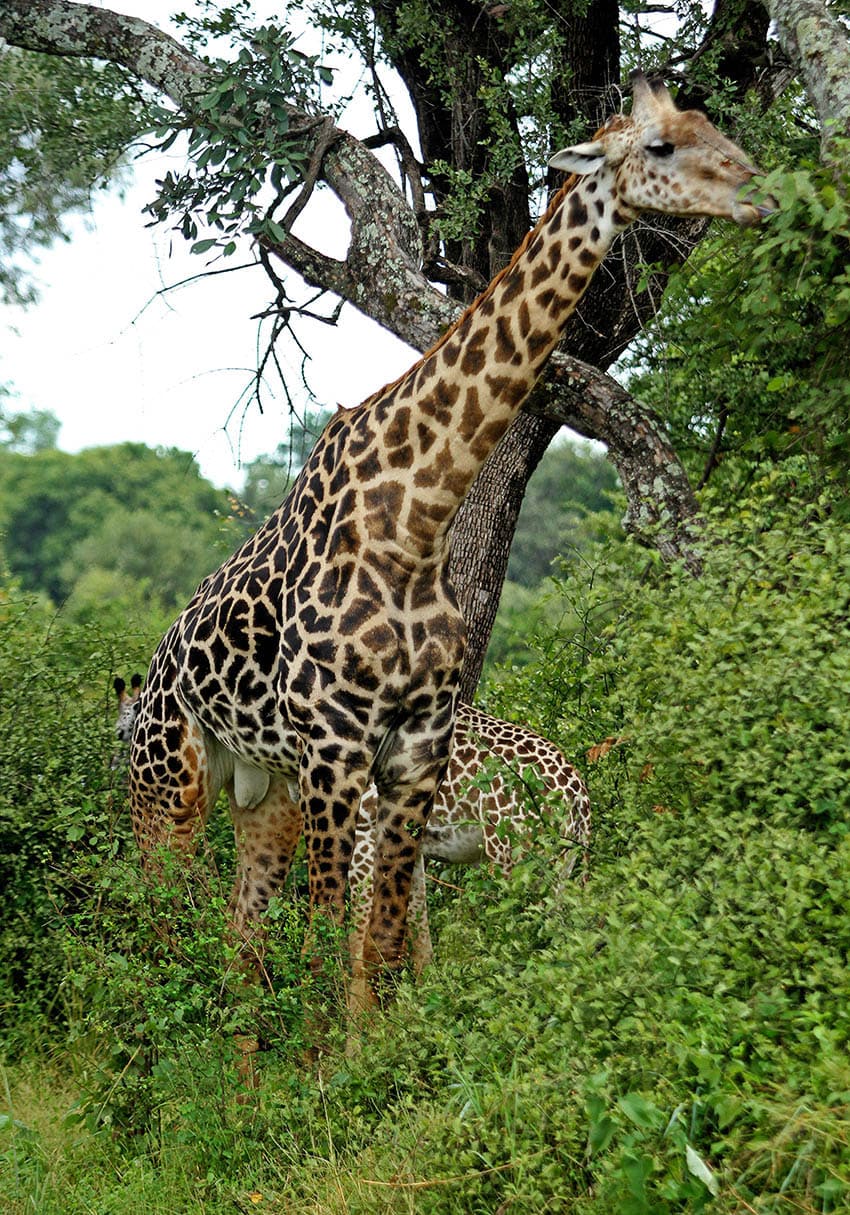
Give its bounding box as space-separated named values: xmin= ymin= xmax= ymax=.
xmin=128 ymin=75 xmax=769 ymax=1008
xmin=350 ymin=704 xmax=591 ymax=980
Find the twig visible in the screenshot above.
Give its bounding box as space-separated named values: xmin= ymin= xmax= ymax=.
xmin=423 ymin=255 xmax=488 ymax=296
xmin=282 ymin=117 xmax=343 ymax=233
xmin=423 ymin=874 xmax=465 ymax=894
xmin=697 ymin=402 xmax=729 ymax=489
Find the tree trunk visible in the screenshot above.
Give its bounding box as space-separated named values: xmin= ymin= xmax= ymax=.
xmin=762 ymin=0 xmax=850 ymax=167
xmin=0 ymin=0 xmax=784 ymax=697
xmin=450 ymin=412 xmax=560 ymax=700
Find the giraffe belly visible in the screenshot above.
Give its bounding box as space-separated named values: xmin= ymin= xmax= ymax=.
xmin=175 ymin=673 xmax=302 ymax=782
xmin=207 ymin=717 xmax=301 ymax=781
xmin=421 ymin=821 xmax=485 ymax=864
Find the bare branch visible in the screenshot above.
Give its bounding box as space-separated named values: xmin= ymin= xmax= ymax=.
xmin=280 ymin=117 xmax=342 ymax=232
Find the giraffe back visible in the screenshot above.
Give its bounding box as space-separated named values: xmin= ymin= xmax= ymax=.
xmin=420 ymin=703 xmax=590 ymax=874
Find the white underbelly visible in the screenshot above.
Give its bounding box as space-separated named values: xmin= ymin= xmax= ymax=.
xmin=421 ymin=821 xmax=484 ymax=864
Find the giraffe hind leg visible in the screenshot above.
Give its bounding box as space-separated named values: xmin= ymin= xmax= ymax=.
xmin=406 ymin=851 xmax=433 ymax=977
xmin=227 ymin=774 xmax=303 ymax=945
xmin=226 ymin=775 xmax=303 ymax=1091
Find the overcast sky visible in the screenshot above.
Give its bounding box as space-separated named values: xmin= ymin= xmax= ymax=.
xmin=1 ymin=1 xmax=416 ymax=489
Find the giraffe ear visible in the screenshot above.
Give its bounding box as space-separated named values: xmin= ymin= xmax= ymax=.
xmin=548 ymin=141 xmax=607 ymax=175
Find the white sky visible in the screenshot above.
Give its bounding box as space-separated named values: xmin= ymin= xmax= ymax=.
xmin=0 ymin=1 xmax=418 ymax=489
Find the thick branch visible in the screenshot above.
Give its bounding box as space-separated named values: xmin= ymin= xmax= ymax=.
xmin=0 ymin=0 xmax=209 ymax=106
xmin=536 ymin=353 xmax=701 ymax=570
xmin=0 ymin=0 xmax=427 ymax=329
xmin=761 ymin=0 xmax=850 ymax=165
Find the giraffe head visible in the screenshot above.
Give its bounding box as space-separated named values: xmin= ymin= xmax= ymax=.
xmin=550 ymin=72 xmax=771 ymax=226
xmin=113 ymin=673 xmax=142 ymax=755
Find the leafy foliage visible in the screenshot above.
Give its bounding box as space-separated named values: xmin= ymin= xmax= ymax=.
xmin=0 ymin=576 xmax=156 ymax=1050
xmin=3 ymin=468 xmax=850 ymax=1212
xmin=0 ymin=48 xmax=145 ymax=304
xmin=506 ymin=439 xmax=620 ymax=587
xmin=146 ymin=10 xmax=331 ymax=258
xmin=0 ymin=402 xmax=60 ymax=454
xmin=625 ymin=151 xmax=850 ymax=489
xmin=0 ymin=441 xmax=245 ymax=610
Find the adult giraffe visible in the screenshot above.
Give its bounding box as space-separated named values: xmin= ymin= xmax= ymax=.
xmin=129 ymin=73 xmax=770 ymax=1008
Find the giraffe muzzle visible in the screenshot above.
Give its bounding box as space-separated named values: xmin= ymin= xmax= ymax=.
xmin=733 ymin=182 xmax=777 ymax=226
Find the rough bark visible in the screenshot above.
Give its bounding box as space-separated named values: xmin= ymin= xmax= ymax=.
xmin=450 ymin=412 xmax=561 ymax=693
xmin=762 ymin=0 xmax=850 ymax=166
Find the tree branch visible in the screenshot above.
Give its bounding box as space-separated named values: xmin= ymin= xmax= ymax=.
xmin=0 ymin=0 xmax=209 ymax=106
xmin=762 ymin=0 xmax=850 ymax=166
xmin=362 ymin=126 xmax=427 ymax=220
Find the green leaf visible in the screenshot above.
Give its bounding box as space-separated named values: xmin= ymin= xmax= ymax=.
xmin=266 ymin=219 xmax=289 ymax=244
xmin=588 ymin=1111 xmax=617 ymax=1154
xmin=685 ymin=1144 xmax=719 ymax=1196
xmin=618 ymin=1092 xmax=664 ymax=1131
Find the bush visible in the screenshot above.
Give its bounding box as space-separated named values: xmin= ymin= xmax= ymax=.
xmin=3 ymin=469 xmax=849 ymax=1213
xmin=0 ymin=574 xmax=158 ymax=1049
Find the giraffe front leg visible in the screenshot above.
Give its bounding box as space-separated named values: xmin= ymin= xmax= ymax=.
xmin=299 ymin=741 xmax=369 ymax=1010
xmin=356 ymin=761 xmax=446 ymax=1012
xmin=347 ymin=786 xmax=379 ymax=1025
xmin=346 ymin=791 xmax=431 ymax=1041
xmin=353 ymin=691 xmax=457 ymax=1010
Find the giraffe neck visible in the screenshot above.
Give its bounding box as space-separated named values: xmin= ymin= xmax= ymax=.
xmin=356 ymin=167 xmax=635 ymax=558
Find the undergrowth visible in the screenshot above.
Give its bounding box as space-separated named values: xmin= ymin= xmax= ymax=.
xmin=2 ymin=467 xmax=849 ymax=1212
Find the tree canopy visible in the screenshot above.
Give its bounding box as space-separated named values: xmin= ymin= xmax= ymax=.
xmin=0 ymin=0 xmax=849 ymax=686
xmin=0 ymin=42 xmax=146 ymax=304
xmin=0 ymin=439 xmax=242 ymax=610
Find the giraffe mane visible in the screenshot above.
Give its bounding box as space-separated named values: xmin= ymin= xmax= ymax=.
xmin=360 ymin=173 xmax=584 ymax=411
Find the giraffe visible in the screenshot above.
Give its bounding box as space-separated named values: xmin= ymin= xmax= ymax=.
xmin=119 ymin=676 xmax=589 ymax=984
xmin=349 ymin=703 xmax=591 ymax=990
xmin=129 ymin=73 xmax=771 ymax=1011
xmin=111 ymin=673 xmax=142 ymax=771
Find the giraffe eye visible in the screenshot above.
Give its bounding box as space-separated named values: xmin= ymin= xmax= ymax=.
xmin=647 ymin=140 xmax=675 ymax=158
